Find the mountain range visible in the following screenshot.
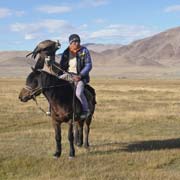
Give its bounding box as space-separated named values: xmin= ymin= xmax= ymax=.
xmin=1 ymin=26 xmax=180 ymax=78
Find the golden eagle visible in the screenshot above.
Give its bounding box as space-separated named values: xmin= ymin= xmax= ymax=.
xmin=26 ymin=40 xmax=61 ymax=70
xmin=26 ymin=40 xmax=61 ymax=59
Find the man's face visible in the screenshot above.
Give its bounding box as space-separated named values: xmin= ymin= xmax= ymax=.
xmin=70 ymin=41 xmax=80 ymax=50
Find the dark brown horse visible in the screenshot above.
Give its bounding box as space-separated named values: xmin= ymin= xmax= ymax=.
xmin=19 ymin=69 xmax=96 ymax=158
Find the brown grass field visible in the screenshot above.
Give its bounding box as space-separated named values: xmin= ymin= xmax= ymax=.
xmin=1 ymin=78 xmax=180 ymax=179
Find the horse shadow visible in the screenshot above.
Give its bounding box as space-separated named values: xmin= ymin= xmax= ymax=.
xmin=87 ymin=138 xmax=180 ymax=155
xmin=123 ymin=138 xmax=180 ymax=152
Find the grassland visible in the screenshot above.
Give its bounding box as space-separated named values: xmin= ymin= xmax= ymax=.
xmin=1 ymin=78 xmax=180 ymax=179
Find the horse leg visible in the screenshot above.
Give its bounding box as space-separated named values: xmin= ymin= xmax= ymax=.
xmin=77 ymin=121 xmax=84 ymax=147
xmin=74 ymin=122 xmax=79 ymax=146
xmin=84 ymin=119 xmax=91 ymax=148
xmin=68 ymin=121 xmax=75 ymax=158
xmin=53 ymin=122 xmax=61 ymax=158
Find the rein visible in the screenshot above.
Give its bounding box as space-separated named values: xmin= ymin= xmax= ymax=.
xmin=51 ymin=63 xmax=73 ymax=77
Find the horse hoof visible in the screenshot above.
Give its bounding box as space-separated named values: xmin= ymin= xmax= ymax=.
xmin=69 ymin=156 xmax=75 ymax=160
xmin=84 ymin=144 xmax=90 ymax=149
xmin=53 ymin=152 xmax=61 ymax=159
xmin=53 ymin=156 xmax=59 ymax=159
xmin=76 ymin=142 xmax=83 ymax=147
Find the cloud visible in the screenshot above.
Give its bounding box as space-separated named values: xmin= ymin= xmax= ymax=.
xmin=37 ymin=5 xmax=72 ymax=14
xmin=24 ymin=33 xmax=42 ymax=40
xmin=79 ymin=24 xmax=88 ymax=29
xmin=10 ymin=20 xmax=159 ymax=45
xmin=0 ymin=8 xmax=26 ymax=18
xmin=39 ymin=19 xmax=73 ymax=33
xmin=11 ymin=19 xmax=73 ymax=33
xmin=10 ymin=19 xmax=75 ymax=40
xmin=93 ymin=18 xmax=106 ymax=24
xmin=15 ymin=10 xmax=25 ymax=17
xmin=78 ymin=0 xmax=109 ymax=7
xmin=35 ymin=1 xmax=109 ymax=15
xmin=0 ymin=8 xmax=12 ymax=18
xmin=11 ymin=23 xmax=27 ymax=32
xmin=89 ymin=24 xmax=159 ymax=44
xmin=165 ymin=5 xmax=180 ymax=13
xmin=10 ymin=14 xmax=159 ymax=46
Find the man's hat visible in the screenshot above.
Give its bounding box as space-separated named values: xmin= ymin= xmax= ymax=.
xmin=69 ymin=34 xmax=81 ymax=44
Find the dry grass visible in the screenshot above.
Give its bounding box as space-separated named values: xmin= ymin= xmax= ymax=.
xmin=1 ymin=78 xmax=180 ymax=179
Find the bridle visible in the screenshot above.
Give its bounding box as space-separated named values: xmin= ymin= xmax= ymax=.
xmin=24 ymin=85 xmax=43 ymax=99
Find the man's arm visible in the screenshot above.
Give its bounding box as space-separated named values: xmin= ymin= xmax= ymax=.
xmin=80 ymin=48 xmax=92 ymax=77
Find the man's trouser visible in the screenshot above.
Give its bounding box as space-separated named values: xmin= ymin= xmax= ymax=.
xmin=59 ymin=74 xmax=89 ymax=112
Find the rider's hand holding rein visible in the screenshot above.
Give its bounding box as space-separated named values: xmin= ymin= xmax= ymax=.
xmin=72 ymin=75 xmax=81 ymax=82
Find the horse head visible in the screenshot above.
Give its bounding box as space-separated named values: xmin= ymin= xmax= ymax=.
xmin=19 ymin=68 xmax=42 ymax=102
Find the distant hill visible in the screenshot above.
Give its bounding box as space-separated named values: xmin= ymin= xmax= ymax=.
xmin=0 ymin=51 xmax=31 ymax=66
xmin=102 ymin=26 xmax=180 ymax=67
xmin=83 ymin=43 xmax=122 ymax=53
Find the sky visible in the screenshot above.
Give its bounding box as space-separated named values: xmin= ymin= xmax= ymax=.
xmin=0 ymin=0 xmax=180 ymax=52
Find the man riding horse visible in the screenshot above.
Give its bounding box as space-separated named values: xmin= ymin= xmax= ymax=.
xmin=59 ymin=34 xmax=92 ymax=119
xmin=19 ymin=35 xmax=95 ymax=158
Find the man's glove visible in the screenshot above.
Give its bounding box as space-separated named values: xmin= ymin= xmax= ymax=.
xmin=72 ymin=75 xmax=81 ymax=82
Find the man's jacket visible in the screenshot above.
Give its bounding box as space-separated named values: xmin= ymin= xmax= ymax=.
xmin=60 ymin=46 xmax=92 ymax=83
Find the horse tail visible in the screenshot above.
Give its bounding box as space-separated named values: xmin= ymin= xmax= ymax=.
xmin=85 ymin=84 xmax=97 ymax=105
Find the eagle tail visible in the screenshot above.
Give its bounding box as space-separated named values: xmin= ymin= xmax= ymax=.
xmin=26 ymin=52 xmax=33 ymax=58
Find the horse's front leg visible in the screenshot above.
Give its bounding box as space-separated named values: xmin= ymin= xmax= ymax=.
xmin=68 ymin=121 xmax=75 ymax=158
xmin=77 ymin=120 xmax=84 ymax=147
xmin=74 ymin=122 xmax=79 ymax=146
xmin=53 ymin=121 xmax=61 ymax=158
